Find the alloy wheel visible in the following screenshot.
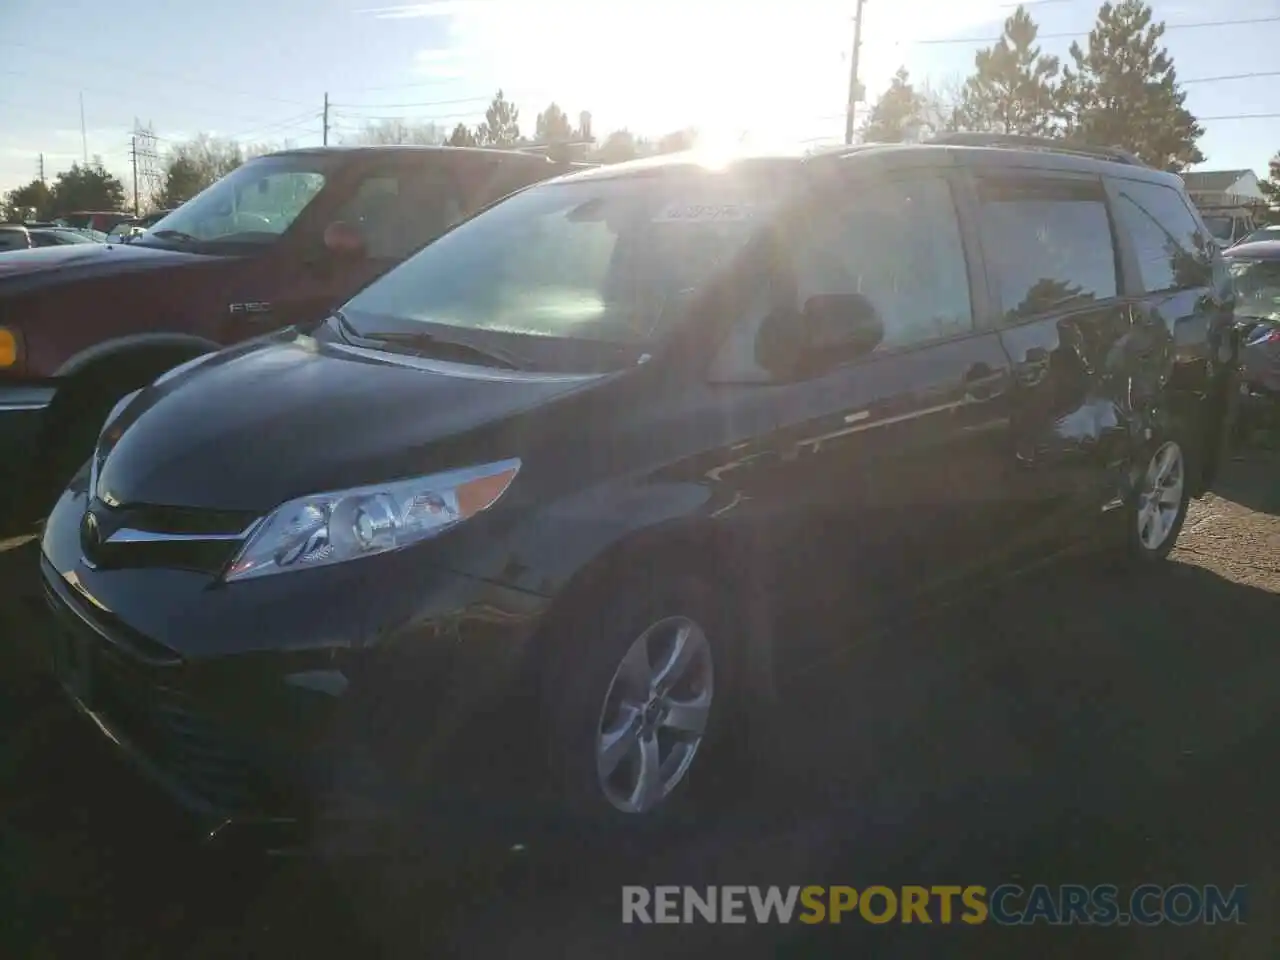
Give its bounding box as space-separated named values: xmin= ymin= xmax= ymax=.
xmin=1137 ymin=440 xmax=1185 ymax=552
xmin=595 ymin=616 xmax=714 ymax=814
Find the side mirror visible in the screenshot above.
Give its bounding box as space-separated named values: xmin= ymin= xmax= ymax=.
xmin=756 ymin=293 xmax=884 ymax=377
xmin=322 ymin=220 xmax=366 ymax=260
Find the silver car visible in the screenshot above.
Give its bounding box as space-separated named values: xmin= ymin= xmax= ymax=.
xmin=1226 ymin=251 xmax=1280 ymax=434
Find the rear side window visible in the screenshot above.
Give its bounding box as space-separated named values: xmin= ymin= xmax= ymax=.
xmin=978 ymin=178 xmax=1118 ymax=322
xmin=0 ymin=230 xmax=28 ymax=251
xmin=1111 ymin=178 xmax=1213 ymax=293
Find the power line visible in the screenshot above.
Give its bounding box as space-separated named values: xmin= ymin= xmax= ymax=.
xmin=142 ymin=110 xmax=321 ymax=144
xmin=331 ymin=108 xmax=483 ymax=124
xmin=913 ymin=13 xmax=1280 ymax=45
xmin=222 ymin=111 xmax=322 ymax=142
xmin=1198 ymin=112 xmax=1280 ymax=121
xmin=328 ymin=94 xmax=490 ymax=111
xmin=1181 ymin=70 xmax=1280 ymax=86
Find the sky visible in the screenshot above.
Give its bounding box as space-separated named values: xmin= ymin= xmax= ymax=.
xmin=1 ymin=0 xmax=1278 ymax=198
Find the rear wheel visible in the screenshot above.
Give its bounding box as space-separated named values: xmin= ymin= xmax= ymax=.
xmin=1125 ymin=437 xmax=1191 ymax=563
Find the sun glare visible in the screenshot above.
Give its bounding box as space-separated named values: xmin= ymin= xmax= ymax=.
xmin=434 ymin=0 xmax=1011 ymax=147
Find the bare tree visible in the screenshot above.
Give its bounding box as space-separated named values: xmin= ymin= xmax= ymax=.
xmin=917 ymin=75 xmax=967 ymax=138
xmin=341 ymin=119 xmax=445 ymax=146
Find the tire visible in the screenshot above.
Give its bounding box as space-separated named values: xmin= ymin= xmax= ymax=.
xmin=1123 ymin=434 xmax=1192 ymax=564
xmin=539 ymin=565 xmax=742 ymax=836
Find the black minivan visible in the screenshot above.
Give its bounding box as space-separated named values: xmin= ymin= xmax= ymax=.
xmin=40 ymin=137 xmax=1238 ymax=848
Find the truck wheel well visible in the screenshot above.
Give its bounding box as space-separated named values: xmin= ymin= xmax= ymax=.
xmin=33 ymin=344 xmax=212 ymax=509
xmin=49 ymin=344 xmax=208 ymax=417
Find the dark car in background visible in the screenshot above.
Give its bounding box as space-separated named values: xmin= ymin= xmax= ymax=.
xmin=1224 ymin=239 xmax=1280 ymax=431
xmin=38 ymin=137 xmax=1238 ymax=851
xmin=0 ymin=146 xmax=576 ymax=521
xmin=0 ymin=224 xmax=38 ymax=252
xmin=0 ymin=224 xmax=101 ymax=252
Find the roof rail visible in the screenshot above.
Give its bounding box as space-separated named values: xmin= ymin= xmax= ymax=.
xmin=512 ymin=138 xmax=596 ymax=155
xmin=928 ymin=132 xmax=1144 ymax=167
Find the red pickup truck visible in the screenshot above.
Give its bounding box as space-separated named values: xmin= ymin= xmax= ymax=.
xmin=0 ymin=145 xmax=574 ymax=523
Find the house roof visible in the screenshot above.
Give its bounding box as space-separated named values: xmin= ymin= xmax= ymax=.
xmin=1183 ymin=169 xmax=1253 ymax=192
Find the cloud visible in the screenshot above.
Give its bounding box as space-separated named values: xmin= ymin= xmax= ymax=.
xmin=357 ymin=1 xmax=480 ymax=19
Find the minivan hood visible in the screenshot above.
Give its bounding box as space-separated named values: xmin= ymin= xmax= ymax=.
xmin=0 ymin=240 xmax=215 ymax=291
xmin=97 ymin=331 xmax=606 ymax=512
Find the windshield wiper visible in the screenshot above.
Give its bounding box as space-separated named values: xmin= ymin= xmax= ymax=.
xmin=150 ymin=229 xmax=202 ymax=244
xmin=359 ymin=329 xmax=525 ymax=370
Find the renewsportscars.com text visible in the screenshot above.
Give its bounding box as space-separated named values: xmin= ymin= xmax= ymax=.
xmin=621 ymin=884 xmax=1248 ymax=926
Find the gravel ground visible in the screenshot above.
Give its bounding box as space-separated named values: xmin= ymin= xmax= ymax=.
xmin=1 ymin=452 xmax=1277 ymax=959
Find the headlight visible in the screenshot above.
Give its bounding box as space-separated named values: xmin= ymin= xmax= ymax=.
xmin=224 ymin=459 xmax=521 ymax=582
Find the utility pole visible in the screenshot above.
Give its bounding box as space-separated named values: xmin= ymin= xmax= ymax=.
xmin=323 ymin=92 xmax=329 ymax=146
xmin=80 ymin=92 xmax=88 ymax=163
xmin=129 ymin=135 xmax=139 ymax=215
xmin=38 ymin=153 xmax=45 ymax=183
xmin=844 ymin=0 xmax=866 ymax=145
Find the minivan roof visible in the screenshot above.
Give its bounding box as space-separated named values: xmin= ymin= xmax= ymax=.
xmin=261 ymin=145 xmax=559 ymax=164
xmin=551 ymin=141 xmax=1186 ymax=191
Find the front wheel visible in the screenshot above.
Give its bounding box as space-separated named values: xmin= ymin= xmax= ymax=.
xmin=1125 ymin=437 xmax=1191 ymax=563
xmin=541 ymin=569 xmax=738 ymax=832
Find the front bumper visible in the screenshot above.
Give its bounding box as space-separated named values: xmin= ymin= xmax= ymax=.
xmin=39 ymin=479 xmax=553 ymax=852
xmin=0 ymin=381 xmax=55 ymax=508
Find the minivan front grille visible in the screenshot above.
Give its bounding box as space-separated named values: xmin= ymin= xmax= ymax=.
xmin=84 ymin=502 xmax=260 ymax=575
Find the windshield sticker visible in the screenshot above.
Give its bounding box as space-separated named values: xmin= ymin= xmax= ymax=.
xmin=652 ymin=202 xmax=756 ymax=224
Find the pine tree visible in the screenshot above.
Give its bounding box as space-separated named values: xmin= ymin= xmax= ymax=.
xmin=476 ymin=90 xmax=520 ymax=147
xmin=1059 ymin=0 xmax=1203 ymax=171
xmin=446 ymin=123 xmax=478 ymax=147
xmin=864 ymin=68 xmax=926 ymax=143
xmin=954 ymin=6 xmax=1061 ymax=136
xmin=534 ymin=103 xmax=574 ymax=144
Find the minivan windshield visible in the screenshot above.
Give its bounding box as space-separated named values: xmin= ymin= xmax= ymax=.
xmin=342 ymin=170 xmax=783 ymax=346
xmin=138 ymin=155 xmax=329 ymax=251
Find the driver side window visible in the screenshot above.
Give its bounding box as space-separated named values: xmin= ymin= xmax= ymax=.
xmin=790 ymin=176 xmax=974 ymax=352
